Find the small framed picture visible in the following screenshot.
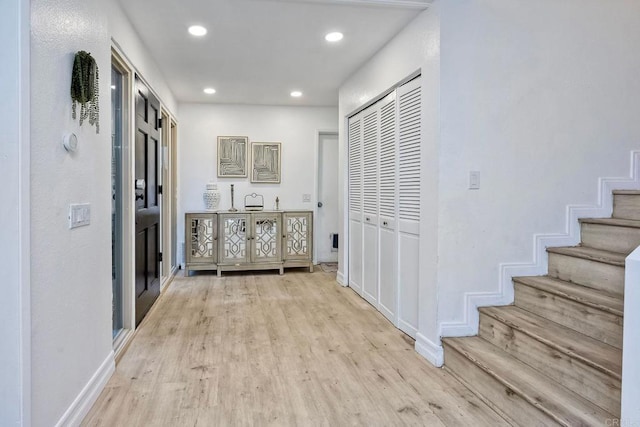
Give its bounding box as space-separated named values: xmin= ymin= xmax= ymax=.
xmin=251 ymin=142 xmax=281 ymax=183
xmin=217 ymin=136 xmax=248 ymax=178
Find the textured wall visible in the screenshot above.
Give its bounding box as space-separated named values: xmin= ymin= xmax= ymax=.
xmin=339 ymin=0 xmax=640 ymax=366
xmin=30 ymin=0 xmax=113 ymax=424
xmin=436 ymin=0 xmax=640 ymax=327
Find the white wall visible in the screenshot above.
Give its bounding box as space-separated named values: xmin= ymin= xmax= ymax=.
xmin=178 ymin=103 xmax=337 ymax=264
xmin=339 ymin=0 xmax=640 ymax=366
xmin=436 ymin=0 xmax=640 ymax=331
xmin=107 ymin=0 xmax=178 ymax=116
xmin=30 ymin=0 xmax=113 ymax=424
xmin=338 ymin=6 xmax=442 ymax=361
xmin=0 ymin=0 xmax=30 ymax=424
xmin=26 ymin=0 xmax=182 ymax=423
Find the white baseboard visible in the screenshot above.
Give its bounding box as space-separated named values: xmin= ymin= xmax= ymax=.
xmin=55 ymin=351 xmax=115 ymax=427
xmin=398 ymin=319 xmax=417 ymax=339
xmin=336 ymin=270 xmax=347 ymax=286
xmin=441 ymin=150 xmax=640 ymax=339
xmin=415 ymin=332 xmax=443 ymax=367
xmin=379 ymin=304 xmax=395 ymax=324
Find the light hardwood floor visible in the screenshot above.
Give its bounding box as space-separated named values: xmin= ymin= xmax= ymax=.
xmin=83 ymin=270 xmax=507 ymax=426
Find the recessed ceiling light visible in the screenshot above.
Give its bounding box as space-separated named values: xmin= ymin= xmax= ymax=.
xmin=188 ymin=25 xmax=207 ymax=37
xmin=325 ymin=32 xmax=343 ymax=42
xmin=203 ymin=87 xmax=216 ymax=95
xmin=290 ymin=91 xmax=303 ymax=98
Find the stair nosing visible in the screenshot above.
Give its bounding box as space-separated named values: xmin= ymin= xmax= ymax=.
xmin=546 ymin=246 xmax=626 ymax=266
xmin=479 ymin=305 xmax=622 ymax=380
xmin=579 ymin=217 xmax=640 ymax=228
xmin=513 ymin=275 xmax=624 ymax=316
xmin=612 ymin=189 xmax=640 ymax=195
xmin=443 ymin=337 xmax=615 ymax=425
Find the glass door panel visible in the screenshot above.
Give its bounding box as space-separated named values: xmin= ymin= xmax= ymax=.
xmin=111 ymin=64 xmax=124 ymax=338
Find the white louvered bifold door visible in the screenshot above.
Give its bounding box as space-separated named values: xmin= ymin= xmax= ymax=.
xmin=397 ymin=77 xmax=421 ymax=338
xmin=348 ymin=112 xmax=363 ymax=295
xmin=377 ymin=92 xmax=397 ymax=324
xmin=361 ymin=103 xmax=379 ymax=307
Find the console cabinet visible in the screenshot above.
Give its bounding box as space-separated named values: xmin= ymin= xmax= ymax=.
xmin=184 ymin=210 xmax=313 ymax=276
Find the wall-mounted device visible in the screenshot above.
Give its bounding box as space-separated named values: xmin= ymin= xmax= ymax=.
xmin=63 ymin=133 xmax=78 ymax=153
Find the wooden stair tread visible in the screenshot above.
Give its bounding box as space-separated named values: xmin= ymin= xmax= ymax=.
xmin=480 ymin=305 xmax=622 ymax=379
xmin=579 ymin=217 xmax=640 ymax=228
xmin=443 ymin=337 xmax=616 ymax=425
xmin=612 ymin=189 xmax=640 ymax=195
xmin=547 ymin=245 xmax=626 ymax=266
xmin=513 ymin=275 xmax=624 ymax=315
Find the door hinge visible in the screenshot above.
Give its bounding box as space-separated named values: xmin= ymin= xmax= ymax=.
xmin=158 ymin=185 xmax=163 ymax=195
xmin=159 ymin=252 xmax=163 ymax=262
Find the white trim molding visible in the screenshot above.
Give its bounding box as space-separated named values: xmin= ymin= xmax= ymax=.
xmin=441 ymin=150 xmax=640 ymax=337
xmin=55 ymin=352 xmax=115 ymax=427
xmin=336 ymin=270 xmax=347 ymax=286
xmin=415 ymin=332 xmax=443 ymax=367
xmin=622 ymin=245 xmax=640 ymax=423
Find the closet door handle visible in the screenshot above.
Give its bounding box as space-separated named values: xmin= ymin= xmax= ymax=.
xmin=383 ymin=221 xmax=388 ymax=226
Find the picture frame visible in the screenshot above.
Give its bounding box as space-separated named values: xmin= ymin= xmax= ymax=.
xmin=217 ymin=136 xmax=248 ymax=178
xmin=251 ymin=142 xmax=281 ymax=183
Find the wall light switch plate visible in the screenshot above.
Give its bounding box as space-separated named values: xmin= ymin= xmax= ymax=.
xmin=302 ymin=194 xmax=311 ymax=203
xmin=69 ymin=203 xmax=91 ymax=229
xmin=469 ymin=171 xmax=480 ymax=190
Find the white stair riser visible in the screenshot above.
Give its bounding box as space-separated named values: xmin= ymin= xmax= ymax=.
xmin=479 ymin=313 xmax=621 ymax=416
xmin=443 ymin=344 xmax=557 ymax=426
xmin=547 ymin=253 xmax=624 ymax=297
xmin=613 ymin=194 xmax=640 ymax=221
xmin=514 ymin=284 xmax=623 ymax=348
xmin=580 ymin=222 xmax=640 ymax=254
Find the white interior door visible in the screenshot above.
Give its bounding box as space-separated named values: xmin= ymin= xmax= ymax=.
xmin=348 ymin=114 xmax=363 ymax=295
xmin=378 ymin=92 xmax=397 ymax=324
xmin=362 ymin=105 xmax=379 ymax=307
xmin=316 ymin=132 xmax=339 ymax=263
xmin=397 ymin=77 xmax=422 ymax=338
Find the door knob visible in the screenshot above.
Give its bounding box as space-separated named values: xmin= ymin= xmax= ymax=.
xmin=318 ymin=202 xmax=323 ymax=208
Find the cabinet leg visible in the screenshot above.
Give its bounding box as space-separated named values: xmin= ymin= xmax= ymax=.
xmin=217 ymin=269 xmax=222 ymax=278
xmin=185 ymin=268 xmax=190 ymax=277
xmin=309 ymin=264 xmax=313 ymax=273
xmin=279 ymin=266 xmax=284 ymax=275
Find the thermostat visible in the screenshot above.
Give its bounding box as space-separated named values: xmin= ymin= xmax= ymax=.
xmin=63 ymin=133 xmax=78 ymax=152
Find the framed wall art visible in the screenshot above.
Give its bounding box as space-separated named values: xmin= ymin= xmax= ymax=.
xmin=217 ymin=136 xmax=248 ymax=178
xmin=251 ymin=142 xmax=281 ymax=183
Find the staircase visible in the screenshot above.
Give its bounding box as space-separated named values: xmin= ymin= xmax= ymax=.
xmin=442 ymin=190 xmax=639 ymax=425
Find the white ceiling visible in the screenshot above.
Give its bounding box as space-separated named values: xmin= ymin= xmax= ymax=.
xmin=117 ymin=0 xmax=430 ymax=106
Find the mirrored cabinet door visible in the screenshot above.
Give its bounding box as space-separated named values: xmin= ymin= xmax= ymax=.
xmin=186 ymin=213 xmax=217 ymax=264
xmin=283 ymin=212 xmax=313 ymax=262
xmin=219 ymin=214 xmax=249 ymax=264
xmin=251 ymin=213 xmax=281 ymax=263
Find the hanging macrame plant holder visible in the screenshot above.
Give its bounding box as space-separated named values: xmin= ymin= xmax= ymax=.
xmin=71 ymin=50 xmax=100 ymax=133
